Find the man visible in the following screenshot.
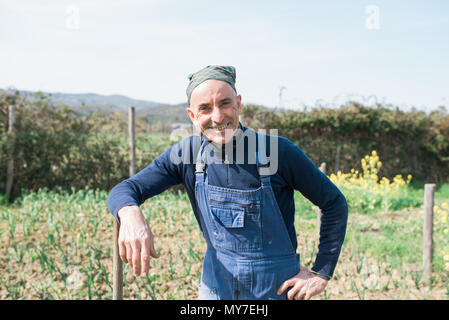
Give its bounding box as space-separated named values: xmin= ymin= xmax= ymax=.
xmin=107 ymin=65 xmax=348 ymax=300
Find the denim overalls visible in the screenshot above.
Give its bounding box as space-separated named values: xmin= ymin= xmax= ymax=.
xmin=195 ymin=130 xmax=300 ymax=300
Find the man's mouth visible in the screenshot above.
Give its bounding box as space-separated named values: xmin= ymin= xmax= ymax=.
xmin=209 ymin=121 xmax=231 ymax=132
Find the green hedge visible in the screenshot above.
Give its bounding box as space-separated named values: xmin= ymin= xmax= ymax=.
xmin=1 ymin=90 xmax=448 ymax=199
xmin=241 ymin=103 xmax=449 ymax=184
xmin=0 ymin=91 xmax=174 ymax=199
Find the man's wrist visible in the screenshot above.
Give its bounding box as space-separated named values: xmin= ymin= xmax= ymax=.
xmin=310 ymin=270 xmax=331 ymax=281
xmin=117 ymin=205 xmax=140 ymax=220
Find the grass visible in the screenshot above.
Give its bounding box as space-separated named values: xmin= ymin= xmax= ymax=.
xmin=0 ymin=184 xmax=448 ymax=300
xmin=435 ymin=183 xmax=449 ymax=200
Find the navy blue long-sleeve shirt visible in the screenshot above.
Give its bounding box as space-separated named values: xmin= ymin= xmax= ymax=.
xmin=107 ymin=123 xmax=348 ymax=278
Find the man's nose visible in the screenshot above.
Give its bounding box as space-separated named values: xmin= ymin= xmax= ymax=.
xmin=211 ymin=105 xmax=224 ymax=123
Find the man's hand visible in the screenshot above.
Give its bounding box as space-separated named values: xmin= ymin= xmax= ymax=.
xmin=117 ymin=206 xmax=160 ymax=277
xmin=277 ymin=265 xmax=329 ymax=300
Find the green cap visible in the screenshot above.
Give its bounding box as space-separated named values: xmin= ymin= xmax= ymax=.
xmin=186 ymin=65 xmax=237 ymax=105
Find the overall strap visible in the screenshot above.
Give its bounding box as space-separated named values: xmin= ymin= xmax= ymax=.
xmin=195 ymin=138 xmax=209 ymax=175
xmin=255 ymin=131 xmax=271 ymax=182
xmin=193 ymin=138 xmax=212 ymax=244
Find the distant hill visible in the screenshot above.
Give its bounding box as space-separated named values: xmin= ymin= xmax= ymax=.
xmin=3 ymin=88 xmax=190 ymax=122
xmin=145 ymin=102 xmax=190 ymax=124
xmin=6 ymin=89 xmax=164 ymax=111
xmin=50 ymin=92 xmax=163 ymax=111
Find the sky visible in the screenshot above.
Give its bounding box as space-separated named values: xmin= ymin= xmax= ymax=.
xmin=0 ymin=0 xmax=448 ymax=112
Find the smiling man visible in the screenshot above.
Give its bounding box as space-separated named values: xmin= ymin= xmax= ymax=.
xmin=186 ymin=66 xmax=241 ymax=146
xmin=107 ymin=65 xmax=348 ymax=300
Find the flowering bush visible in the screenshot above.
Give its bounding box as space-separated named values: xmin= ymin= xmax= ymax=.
xmin=329 ymin=151 xmax=420 ymax=213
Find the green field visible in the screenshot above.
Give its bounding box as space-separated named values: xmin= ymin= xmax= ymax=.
xmin=1 ymin=182 xmax=448 ymax=300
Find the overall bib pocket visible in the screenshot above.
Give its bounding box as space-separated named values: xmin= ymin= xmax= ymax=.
xmin=208 ymin=198 xmax=262 ymax=252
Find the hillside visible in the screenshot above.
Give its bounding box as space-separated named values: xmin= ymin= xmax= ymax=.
xmin=2 ymin=88 xmax=190 ymax=122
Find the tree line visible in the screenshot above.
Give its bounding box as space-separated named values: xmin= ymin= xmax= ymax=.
xmin=1 ymin=90 xmax=448 ymax=199
xmin=241 ymin=102 xmax=449 ymax=185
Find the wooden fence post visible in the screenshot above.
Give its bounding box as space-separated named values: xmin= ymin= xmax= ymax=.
xmin=317 ymin=162 xmax=326 ymax=235
xmin=423 ymin=183 xmax=435 ymax=286
xmin=113 ymin=106 xmax=136 ymax=299
xmin=334 ymin=144 xmax=341 ymax=174
xmin=129 ymin=106 xmax=136 ymax=176
xmin=112 ymin=218 xmax=123 ymax=300
xmin=5 ymin=105 xmax=15 ymax=199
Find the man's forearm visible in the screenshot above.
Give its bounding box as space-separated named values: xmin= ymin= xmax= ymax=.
xmin=107 ymin=144 xmax=183 ymax=223
xmin=107 ymin=180 xmax=141 ymax=224
xmin=311 ymin=193 xmax=348 ymax=279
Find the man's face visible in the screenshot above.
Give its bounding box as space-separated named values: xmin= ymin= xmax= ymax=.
xmin=187 ymin=79 xmax=242 ymax=145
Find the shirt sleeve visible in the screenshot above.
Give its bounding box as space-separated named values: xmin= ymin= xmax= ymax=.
xmin=106 ymin=142 xmax=183 ymax=224
xmin=279 ymin=137 xmax=348 ymax=279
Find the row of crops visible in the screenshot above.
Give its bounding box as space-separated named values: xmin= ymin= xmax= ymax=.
xmin=1 ymin=152 xmax=448 ymax=299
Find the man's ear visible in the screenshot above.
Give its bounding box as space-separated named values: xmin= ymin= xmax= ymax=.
xmin=186 ymin=107 xmax=196 ymax=123
xmin=236 ymin=94 xmax=242 ymax=114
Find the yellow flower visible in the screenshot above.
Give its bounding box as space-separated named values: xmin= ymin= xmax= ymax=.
xmin=372 ymin=150 xmax=377 ymax=156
